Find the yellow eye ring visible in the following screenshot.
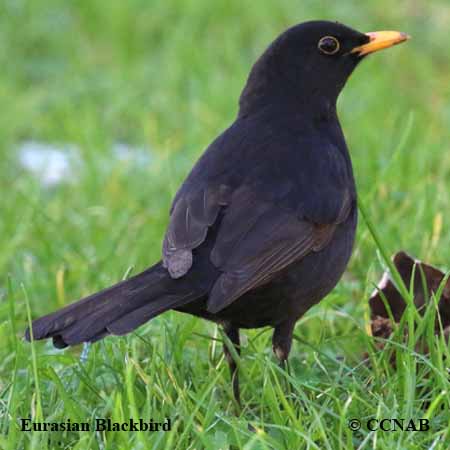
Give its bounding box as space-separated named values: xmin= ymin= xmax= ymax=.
xmin=318 ymin=36 xmax=340 ymax=55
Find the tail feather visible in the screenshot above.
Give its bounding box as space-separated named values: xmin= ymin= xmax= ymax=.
xmin=25 ymin=262 xmax=201 ymax=348
xmin=106 ymin=292 xmax=196 ymax=335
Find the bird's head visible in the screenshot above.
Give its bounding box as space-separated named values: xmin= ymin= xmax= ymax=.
xmin=239 ymin=20 xmax=409 ymax=117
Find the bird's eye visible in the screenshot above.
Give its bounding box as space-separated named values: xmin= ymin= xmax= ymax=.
xmin=318 ymin=36 xmax=340 ymax=55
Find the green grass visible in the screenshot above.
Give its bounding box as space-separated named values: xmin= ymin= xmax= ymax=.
xmin=2 ymin=0 xmax=450 ymax=448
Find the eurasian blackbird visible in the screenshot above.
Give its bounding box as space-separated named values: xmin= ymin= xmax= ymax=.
xmin=25 ymin=21 xmax=409 ymax=404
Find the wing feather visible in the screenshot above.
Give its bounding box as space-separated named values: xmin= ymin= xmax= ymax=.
xmin=162 ymin=184 xmax=230 ymax=278
xmin=206 ymin=195 xmax=340 ymax=313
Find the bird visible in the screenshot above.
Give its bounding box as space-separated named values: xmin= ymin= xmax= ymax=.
xmin=25 ymin=21 xmax=409 ymax=405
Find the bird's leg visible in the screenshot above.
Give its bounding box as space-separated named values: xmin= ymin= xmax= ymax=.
xmin=272 ymin=320 xmax=296 ymax=394
xmin=272 ymin=319 xmax=295 ymax=366
xmin=222 ymin=323 xmax=241 ymax=407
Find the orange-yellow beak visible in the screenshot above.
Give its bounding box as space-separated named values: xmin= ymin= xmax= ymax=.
xmin=351 ymin=31 xmax=410 ymax=56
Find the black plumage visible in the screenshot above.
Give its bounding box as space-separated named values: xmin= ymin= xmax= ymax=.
xmin=25 ymin=21 xmax=409 ymax=404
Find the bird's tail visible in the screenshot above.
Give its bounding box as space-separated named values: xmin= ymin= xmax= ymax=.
xmin=25 ymin=262 xmax=201 ymax=348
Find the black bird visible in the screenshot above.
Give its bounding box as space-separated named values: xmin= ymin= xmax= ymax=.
xmin=25 ymin=21 xmax=409 ymax=404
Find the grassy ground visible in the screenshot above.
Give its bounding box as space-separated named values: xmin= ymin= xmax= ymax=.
xmin=1 ymin=0 xmax=450 ymax=448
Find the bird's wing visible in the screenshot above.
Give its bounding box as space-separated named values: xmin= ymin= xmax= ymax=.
xmin=162 ymin=183 xmax=232 ymax=278
xmin=206 ymin=185 xmax=352 ymax=313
